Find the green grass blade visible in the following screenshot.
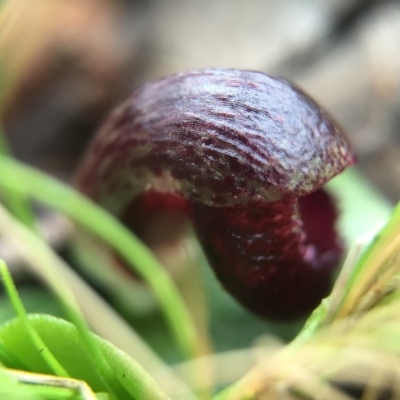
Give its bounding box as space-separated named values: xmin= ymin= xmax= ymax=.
xmin=0 ymin=261 xmax=68 ymax=378
xmin=1 ymin=368 xmax=99 ymax=400
xmin=0 ymin=155 xmax=200 ymax=362
xmin=0 ymin=369 xmax=41 ymax=400
xmin=324 ymin=200 xmax=400 ymax=322
xmin=14 ymin=385 xmax=75 ymax=400
xmin=0 ymin=128 xmax=36 ymax=230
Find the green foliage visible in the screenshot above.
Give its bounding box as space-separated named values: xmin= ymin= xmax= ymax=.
xmin=0 ymin=129 xmax=397 ymax=399
xmin=0 ymin=155 xmax=200 ymax=361
xmin=0 ymin=314 xmax=170 ymax=400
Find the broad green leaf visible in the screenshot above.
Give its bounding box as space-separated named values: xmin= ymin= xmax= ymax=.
xmin=0 ymin=314 xmax=170 ymax=400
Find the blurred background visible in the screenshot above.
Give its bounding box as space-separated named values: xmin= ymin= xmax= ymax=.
xmin=1 ymin=0 xmax=400 ymax=199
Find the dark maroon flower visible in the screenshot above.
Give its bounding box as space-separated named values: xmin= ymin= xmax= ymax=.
xmin=75 ymin=69 xmax=355 ymax=319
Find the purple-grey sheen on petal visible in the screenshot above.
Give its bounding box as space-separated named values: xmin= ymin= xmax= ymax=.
xmin=76 ymin=69 xmax=354 ymax=211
